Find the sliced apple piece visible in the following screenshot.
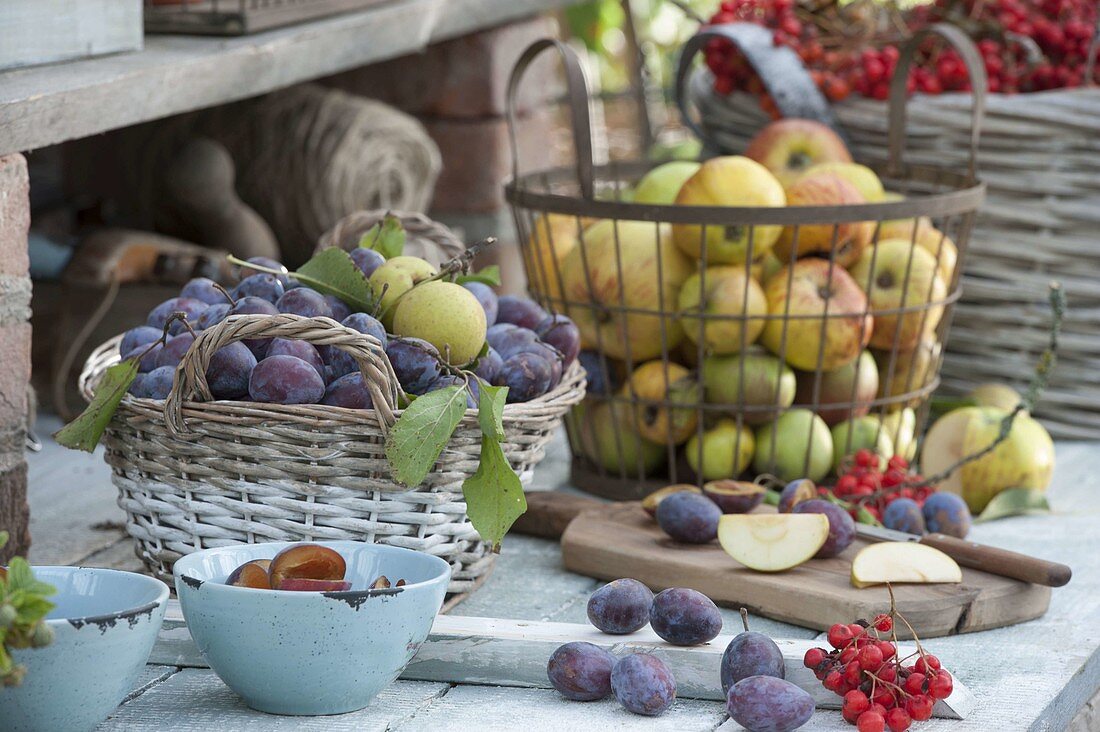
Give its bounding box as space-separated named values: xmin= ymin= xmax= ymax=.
xmin=850 ymin=542 xmax=962 ymax=588
xmin=718 ymin=514 xmax=830 ymax=572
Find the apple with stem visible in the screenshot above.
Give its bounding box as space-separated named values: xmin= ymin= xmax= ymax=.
xmin=744 ymin=119 xmax=852 ymax=189
xmin=850 ymin=239 xmax=946 ymax=352
xmin=678 ymin=267 xmax=767 ymax=355
xmin=773 ymin=171 xmax=873 ymax=268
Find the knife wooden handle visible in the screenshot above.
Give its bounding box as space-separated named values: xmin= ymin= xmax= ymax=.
xmin=919 ymin=533 xmax=1072 ymax=587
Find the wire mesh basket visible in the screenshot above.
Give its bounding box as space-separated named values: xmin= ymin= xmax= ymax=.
xmin=505 ymin=27 xmax=987 ymax=500
xmin=143 ymin=0 xmax=390 ymax=35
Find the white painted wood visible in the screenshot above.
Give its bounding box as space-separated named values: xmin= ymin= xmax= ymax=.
xmin=0 ymin=0 xmax=142 ymax=72
xmin=0 ymin=0 xmax=579 ymax=156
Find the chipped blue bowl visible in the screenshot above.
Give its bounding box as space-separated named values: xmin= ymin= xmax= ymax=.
xmin=0 ymin=566 xmax=169 ymax=732
xmin=174 ymin=541 xmax=451 ymax=716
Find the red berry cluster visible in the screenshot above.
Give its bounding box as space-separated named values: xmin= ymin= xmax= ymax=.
xmin=829 ymin=450 xmax=930 ymax=523
xmin=804 ymin=612 xmax=953 ymax=731
xmin=703 ymin=0 xmax=1098 ymax=103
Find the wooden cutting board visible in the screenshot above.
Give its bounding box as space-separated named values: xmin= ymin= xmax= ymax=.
xmin=560 ymin=501 xmax=1051 ymax=638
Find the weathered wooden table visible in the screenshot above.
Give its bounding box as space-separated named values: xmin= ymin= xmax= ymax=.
xmin=26 ymin=417 xmax=1100 ymax=730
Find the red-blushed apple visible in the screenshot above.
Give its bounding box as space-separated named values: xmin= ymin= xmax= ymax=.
xmin=276 ymin=578 xmax=353 ymax=592
xmin=850 ymin=542 xmax=961 ymax=588
xmin=633 ymin=161 xmax=701 ymax=205
xmin=753 ymin=408 xmax=833 ymax=482
xmin=760 ymin=259 xmax=873 ymax=372
xmin=702 ymin=480 xmax=766 ymax=513
xmin=850 ymin=239 xmax=946 ymax=351
xmin=701 ymin=351 xmax=795 ymax=425
xmin=575 ymin=401 xmax=667 ymax=476
xmin=678 ymin=267 xmax=767 ymax=354
xmin=873 ymin=337 xmax=941 ymax=409
xmin=773 ymin=171 xmax=873 ymax=267
xmin=642 ymin=484 xmax=703 ymax=517
xmin=673 ymin=156 xmax=786 ymax=264
xmin=744 ymin=119 xmax=852 ymax=188
xmin=794 ymin=350 xmax=878 ymax=425
xmin=878 ymin=215 xmax=958 ymax=285
xmin=797 ymin=162 xmax=885 ymax=202
xmin=622 ymin=361 xmax=700 ymax=445
xmin=559 ymin=221 xmax=692 ymax=361
xmin=685 ymin=419 xmax=755 ymax=480
xmin=718 ymin=513 xmax=830 ymax=572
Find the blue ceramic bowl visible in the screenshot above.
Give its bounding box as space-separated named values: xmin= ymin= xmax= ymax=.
xmin=0 ymin=567 xmax=169 ymax=732
xmin=174 ymin=541 xmax=451 ymax=716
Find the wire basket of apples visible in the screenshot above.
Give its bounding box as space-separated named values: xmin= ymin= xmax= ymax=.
xmin=505 ymin=29 xmax=984 ymax=499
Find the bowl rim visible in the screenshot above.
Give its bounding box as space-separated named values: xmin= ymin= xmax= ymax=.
xmin=172 ymin=541 xmax=452 ymax=598
xmin=27 ymin=566 xmax=170 ymax=628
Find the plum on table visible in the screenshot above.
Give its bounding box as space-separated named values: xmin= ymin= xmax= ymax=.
xmin=721 ymin=608 xmax=784 ymax=694
xmin=792 ymin=499 xmax=856 ymax=558
xmin=649 ymin=587 xmax=722 ymax=646
xmin=655 ymin=491 xmax=721 ymax=544
xmin=922 ymin=492 xmax=971 ymax=539
xmin=883 ymin=498 xmax=926 ymax=535
xmin=610 ymin=653 xmax=676 ymax=716
xmin=586 ymin=578 xmax=653 ymax=634
xmin=547 ymin=642 xmax=616 ymax=701
xmin=726 ymin=675 xmax=814 ymax=732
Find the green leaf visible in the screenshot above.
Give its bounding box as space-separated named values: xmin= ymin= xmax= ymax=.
xmin=462 ymin=436 xmax=527 ymax=552
xmin=358 ymin=215 xmax=406 ymax=259
xmin=6 ymin=559 xmax=33 ymax=592
xmin=14 ymin=596 xmax=53 ymax=624
xmin=54 ymin=359 xmax=138 ymax=452
xmin=976 ymin=488 xmax=1051 ymax=523
xmin=456 ymin=265 xmax=502 ymax=287
xmin=385 ymin=385 xmax=468 ymax=487
xmin=0 ymin=531 xmax=7 ymax=552
xmin=476 ymin=382 xmax=507 ymax=442
xmin=293 ymin=248 xmax=375 ymax=313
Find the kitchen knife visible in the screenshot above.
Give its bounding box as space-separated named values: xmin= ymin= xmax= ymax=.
xmin=855 ymin=523 xmax=1072 ymax=588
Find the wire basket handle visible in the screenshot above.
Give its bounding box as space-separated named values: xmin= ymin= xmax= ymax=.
xmin=675 ymin=22 xmax=844 ymax=150
xmin=163 ymin=313 xmax=401 ymax=436
xmin=507 ymin=39 xmax=596 ymax=201
xmin=889 ymin=23 xmax=986 ymax=183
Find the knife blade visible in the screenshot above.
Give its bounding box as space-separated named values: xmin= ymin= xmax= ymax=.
xmin=855 ymin=523 xmax=1071 ymax=588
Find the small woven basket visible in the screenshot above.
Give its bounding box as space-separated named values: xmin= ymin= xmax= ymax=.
xmin=79 ymin=313 xmax=585 ymax=594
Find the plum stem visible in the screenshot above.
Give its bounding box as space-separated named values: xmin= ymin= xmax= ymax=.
xmin=740 ymin=607 xmax=750 ymax=632
xmin=213 ymin=283 xmax=237 ymax=307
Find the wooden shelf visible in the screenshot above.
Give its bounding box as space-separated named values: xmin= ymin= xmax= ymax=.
xmin=0 ymin=0 xmax=574 ymax=156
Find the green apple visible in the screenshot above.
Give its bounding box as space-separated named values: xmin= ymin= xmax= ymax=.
xmin=576 ymin=402 xmax=666 ymax=476
xmin=718 ymin=514 xmax=830 ymax=572
xmin=685 ymin=419 xmax=755 ymax=480
xmin=678 ymin=267 xmax=767 ymax=355
xmin=753 ymin=409 xmax=833 ymax=482
xmin=702 ymin=351 xmax=795 ymax=425
xmin=967 ymin=382 xmax=1022 ymax=411
xmin=830 ymin=416 xmax=893 ymax=473
xmin=391 ymin=280 xmax=487 ymax=365
xmin=794 ymin=351 xmax=878 ymax=426
xmin=369 ymin=255 xmax=438 ymax=327
xmin=624 ymin=361 xmax=699 ymax=445
xmin=633 ymin=161 xmax=701 ymax=205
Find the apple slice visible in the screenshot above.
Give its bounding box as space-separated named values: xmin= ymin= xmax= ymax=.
xmin=850 ymin=542 xmax=962 ymax=588
xmin=718 ymin=514 xmax=830 ymax=572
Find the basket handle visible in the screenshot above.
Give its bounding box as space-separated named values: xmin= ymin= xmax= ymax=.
xmin=507 ymin=39 xmax=596 ymax=201
xmin=163 ymin=313 xmax=401 ymax=437
xmin=674 ymin=22 xmax=844 ymax=152
xmin=888 ymin=23 xmax=986 ymax=182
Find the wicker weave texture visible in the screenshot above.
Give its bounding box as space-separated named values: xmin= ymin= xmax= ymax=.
xmin=80 ymin=314 xmax=586 ymax=593
xmin=693 ymin=76 xmax=1100 ymax=438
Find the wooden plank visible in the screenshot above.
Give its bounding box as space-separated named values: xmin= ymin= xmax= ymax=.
xmin=0 ymin=0 xmax=142 ymax=72
xmin=561 ymin=502 xmax=1051 ymax=638
xmin=102 ymin=668 xmax=450 ymax=731
xmin=0 ymin=0 xmax=580 ymax=156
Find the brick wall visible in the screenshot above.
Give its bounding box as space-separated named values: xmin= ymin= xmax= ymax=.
xmin=324 ymin=16 xmax=562 ymax=294
xmin=0 ymin=154 xmax=31 ymax=561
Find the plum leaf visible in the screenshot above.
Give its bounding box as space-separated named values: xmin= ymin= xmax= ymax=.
xmin=293 ymin=249 xmax=374 ymax=313
xmin=385 ymin=385 xmax=467 ymax=487
xmin=358 ymin=215 xmax=406 ymax=259
xmin=456 ymin=265 xmax=502 ymax=287
xmin=463 ymin=435 xmax=526 ymax=553
xmin=976 ymin=487 xmax=1051 ymax=523
xmin=54 ymin=359 xmax=139 ymax=452
xmin=476 ymin=382 xmax=507 ymax=442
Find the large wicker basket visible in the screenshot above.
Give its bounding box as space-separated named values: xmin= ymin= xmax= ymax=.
xmin=691 ymin=41 xmax=1100 ymax=438
xmin=79 ymin=314 xmax=585 ymax=594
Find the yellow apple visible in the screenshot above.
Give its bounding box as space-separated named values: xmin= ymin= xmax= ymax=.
xmin=369 ymin=255 xmax=438 ymax=327
xmin=702 ymin=351 xmax=795 ymax=425
xmin=678 ymin=267 xmax=767 ymax=354
xmin=967 ymin=382 xmax=1023 ymax=411
xmin=673 ymin=156 xmax=786 ymax=264
xmin=391 ymin=280 xmax=487 ymax=365
xmin=524 ymin=213 xmax=591 ymax=301
xmin=920 ymin=406 xmax=1055 ymax=513
xmin=685 ymin=419 xmax=755 ymax=480
xmin=750 ymin=251 xmax=783 ymax=284
xmin=753 ymin=408 xmax=833 ymax=482
xmin=851 ymin=542 xmax=962 ymax=588
xmin=718 ymin=513 xmax=830 ymax=572
xmin=633 ymin=161 xmax=701 ymax=205
xmin=794 ymin=350 xmax=878 ymax=426
xmin=559 ymin=220 xmax=692 ymax=361
xmin=878 ymin=216 xmax=958 ymax=285
xmin=850 ymin=239 xmax=946 ymax=352
xmin=744 ymin=119 xmax=852 ymax=188
xmin=874 ymin=337 xmax=941 ymax=409
xmin=799 ymin=162 xmax=885 ymax=202
xmin=773 ymin=172 xmax=873 ymax=267
xmin=575 ymin=401 xmax=667 ymax=476
xmin=623 ymin=361 xmax=700 ymax=445
xmin=881 ymin=408 xmax=917 ymax=461
xmin=761 ymin=259 xmax=873 ymax=372
xmin=830 ymin=416 xmax=892 ymax=473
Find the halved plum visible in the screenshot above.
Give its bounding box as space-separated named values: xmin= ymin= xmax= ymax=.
xmin=269 ymin=544 xmax=346 ymax=587
xmin=226 ymin=559 xmax=273 ymax=589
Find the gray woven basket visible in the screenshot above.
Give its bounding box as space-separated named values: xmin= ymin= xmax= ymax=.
xmin=692 ymin=75 xmax=1100 ymax=439
xmin=79 ymin=313 xmax=585 ymax=594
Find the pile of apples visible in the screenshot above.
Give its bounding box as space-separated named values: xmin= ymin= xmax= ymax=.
xmin=531 ymin=119 xmax=954 ymax=483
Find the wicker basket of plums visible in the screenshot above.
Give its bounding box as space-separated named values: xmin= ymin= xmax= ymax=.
xmin=78 ymin=233 xmax=586 ymax=595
